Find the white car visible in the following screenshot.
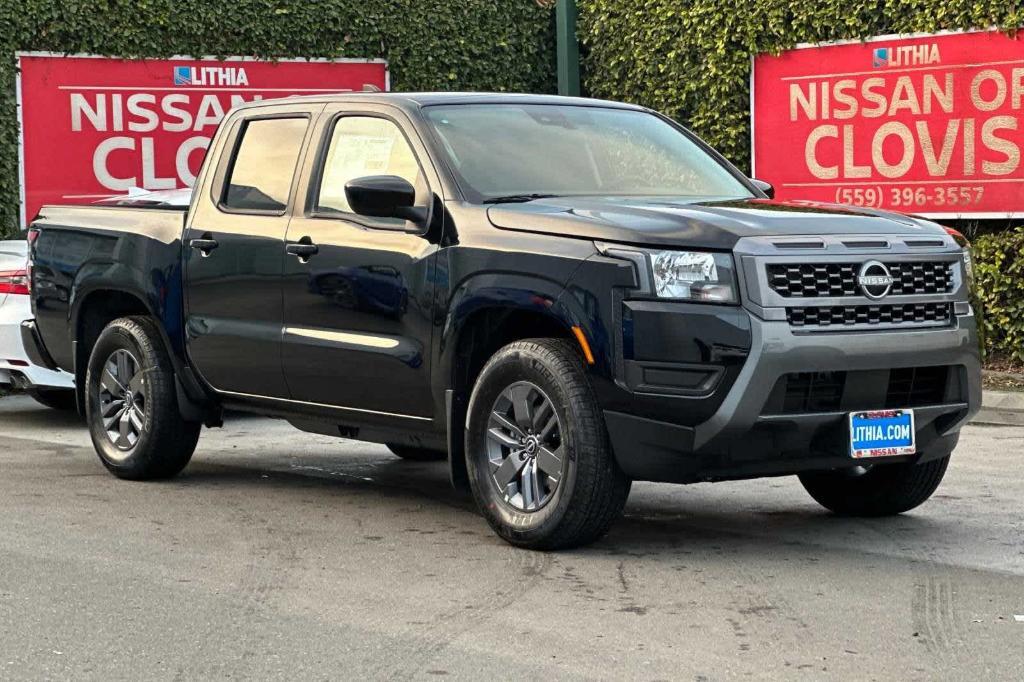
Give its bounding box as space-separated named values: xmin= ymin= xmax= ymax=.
xmin=1 ymin=189 xmax=190 ymax=408
xmin=0 ymin=239 xmax=75 ymax=409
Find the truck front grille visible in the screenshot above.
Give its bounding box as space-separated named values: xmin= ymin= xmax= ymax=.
xmin=764 ymin=365 xmax=956 ymax=414
xmin=775 ymin=371 xmax=846 ymax=413
xmin=786 ymin=302 xmax=952 ymax=328
xmin=884 ymin=366 xmax=948 ymax=408
xmin=767 ymin=261 xmax=954 ymax=298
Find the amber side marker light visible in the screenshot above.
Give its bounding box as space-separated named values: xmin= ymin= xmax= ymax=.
xmin=944 ymin=226 xmax=970 ymax=248
xmin=571 ymin=326 xmax=595 ymax=365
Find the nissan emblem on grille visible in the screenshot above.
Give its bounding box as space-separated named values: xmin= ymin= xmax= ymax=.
xmin=857 ymin=261 xmax=894 ymax=299
xmin=766 ymin=261 xmax=952 ymax=298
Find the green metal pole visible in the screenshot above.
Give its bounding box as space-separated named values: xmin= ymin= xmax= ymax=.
xmin=556 ymin=0 xmax=581 ymax=96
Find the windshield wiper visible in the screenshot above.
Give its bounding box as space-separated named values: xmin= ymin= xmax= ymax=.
xmin=482 ymin=193 xmax=561 ymax=204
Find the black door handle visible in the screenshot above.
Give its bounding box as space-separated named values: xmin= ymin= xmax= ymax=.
xmin=286 ymin=238 xmax=319 ymax=261
xmin=189 ymin=238 xmax=219 ymax=256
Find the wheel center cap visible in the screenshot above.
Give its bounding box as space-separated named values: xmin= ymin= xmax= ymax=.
xmin=524 ymin=436 xmax=540 ymax=457
xmin=124 ymin=391 xmax=134 ymax=408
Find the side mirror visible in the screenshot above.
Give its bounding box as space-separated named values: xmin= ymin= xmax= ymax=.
xmin=344 ymin=175 xmax=426 ymax=225
xmin=750 ymin=178 xmax=775 ymax=199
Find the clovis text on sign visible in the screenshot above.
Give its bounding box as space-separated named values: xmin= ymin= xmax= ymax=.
xmin=752 ymin=29 xmax=1024 ymax=218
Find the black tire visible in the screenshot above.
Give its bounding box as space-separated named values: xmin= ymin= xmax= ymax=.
xmin=26 ymin=387 xmax=77 ymax=411
xmin=799 ymin=456 xmax=950 ymax=517
xmin=386 ymin=444 xmax=447 ymax=461
xmin=85 ymin=316 xmax=201 ymax=480
xmin=465 ymin=338 xmax=631 ymax=550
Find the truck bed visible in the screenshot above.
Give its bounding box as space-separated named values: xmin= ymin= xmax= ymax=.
xmin=31 ymin=204 xmax=188 ymax=373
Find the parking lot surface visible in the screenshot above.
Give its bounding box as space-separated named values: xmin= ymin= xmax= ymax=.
xmin=0 ymin=394 xmax=1022 ymax=680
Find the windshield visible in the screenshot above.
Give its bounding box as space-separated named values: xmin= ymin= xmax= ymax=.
xmin=423 ymin=104 xmax=753 ymax=203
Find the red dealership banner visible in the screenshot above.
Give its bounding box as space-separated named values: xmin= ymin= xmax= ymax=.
xmin=752 ymin=29 xmax=1024 ymax=218
xmin=16 ymin=53 xmax=389 ymax=226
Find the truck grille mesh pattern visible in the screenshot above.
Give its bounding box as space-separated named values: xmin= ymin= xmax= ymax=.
xmin=767 ymin=261 xmax=955 ymax=298
xmin=777 ymin=371 xmax=845 ymax=413
xmin=885 ymin=366 xmax=948 ymax=408
xmin=764 ymin=366 xmax=954 ymax=414
xmin=787 ymin=302 xmax=952 ymax=328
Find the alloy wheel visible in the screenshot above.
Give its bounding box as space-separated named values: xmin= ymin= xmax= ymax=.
xmin=485 ymin=381 xmax=566 ymax=512
xmin=98 ymin=349 xmax=146 ymax=455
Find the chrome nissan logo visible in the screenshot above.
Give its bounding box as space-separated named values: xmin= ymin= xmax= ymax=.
xmin=524 ymin=436 xmax=540 ymax=456
xmin=857 ymin=260 xmax=894 ymax=299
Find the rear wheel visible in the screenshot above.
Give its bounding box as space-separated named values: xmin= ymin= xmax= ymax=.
xmin=799 ymin=455 xmax=950 ymax=516
xmin=386 ymin=444 xmax=447 ymax=461
xmin=465 ymin=338 xmax=631 ymax=550
xmin=85 ymin=316 xmax=201 ymax=480
xmin=26 ymin=387 xmax=76 ymax=411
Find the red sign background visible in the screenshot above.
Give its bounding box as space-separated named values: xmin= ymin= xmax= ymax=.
xmin=753 ymin=29 xmax=1024 ymax=218
xmin=17 ymin=54 xmax=389 ymax=225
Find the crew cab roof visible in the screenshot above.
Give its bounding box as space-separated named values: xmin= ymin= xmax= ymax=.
xmin=230 ymin=92 xmax=647 ymax=113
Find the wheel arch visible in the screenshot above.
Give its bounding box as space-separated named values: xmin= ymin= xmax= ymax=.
xmin=71 ymin=287 xmax=210 ymax=419
xmin=439 ymin=275 xmax=598 ymax=490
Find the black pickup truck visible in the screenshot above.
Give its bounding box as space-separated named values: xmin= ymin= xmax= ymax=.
xmin=24 ymin=93 xmax=980 ymax=549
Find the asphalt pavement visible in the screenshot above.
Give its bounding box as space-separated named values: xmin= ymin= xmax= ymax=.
xmin=0 ymin=394 xmax=1022 ymax=680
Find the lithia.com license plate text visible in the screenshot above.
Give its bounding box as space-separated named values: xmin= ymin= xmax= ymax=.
xmin=849 ymin=410 xmax=917 ymax=458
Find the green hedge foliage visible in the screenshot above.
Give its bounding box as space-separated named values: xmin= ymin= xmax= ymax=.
xmin=577 ymin=1 xmax=1024 ymax=174
xmin=973 ymin=228 xmax=1024 ymax=363
xmin=577 ymin=1 xmax=1024 ymax=364
xmin=0 ymin=0 xmax=556 ymax=236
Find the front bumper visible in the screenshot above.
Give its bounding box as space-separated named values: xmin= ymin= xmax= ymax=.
xmin=605 ymin=311 xmax=980 ymax=483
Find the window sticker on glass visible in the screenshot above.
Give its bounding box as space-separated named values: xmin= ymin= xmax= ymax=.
xmin=328 ymin=135 xmax=395 ymax=178
xmin=316 ymin=117 xmax=422 ymax=215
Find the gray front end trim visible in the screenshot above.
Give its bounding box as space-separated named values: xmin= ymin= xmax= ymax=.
xmin=693 ymin=233 xmax=980 ymax=449
xmin=692 ymin=312 xmax=981 ymax=449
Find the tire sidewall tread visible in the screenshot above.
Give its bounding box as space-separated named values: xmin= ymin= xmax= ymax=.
xmin=465 ymin=338 xmax=630 ymax=550
xmin=85 ymin=316 xmax=199 ymax=480
xmin=799 ymin=456 xmax=950 ymax=517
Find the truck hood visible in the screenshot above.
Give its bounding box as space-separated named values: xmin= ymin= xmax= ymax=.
xmin=486 ymin=197 xmax=946 ymax=249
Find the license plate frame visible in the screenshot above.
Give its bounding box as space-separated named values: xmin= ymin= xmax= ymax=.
xmin=848 ymin=409 xmax=916 ymax=459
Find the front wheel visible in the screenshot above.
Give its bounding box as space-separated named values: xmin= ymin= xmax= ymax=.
xmin=465 ymin=338 xmax=631 ymax=550
xmin=799 ymin=455 xmax=950 ymax=517
xmin=85 ymin=316 xmax=201 ymax=480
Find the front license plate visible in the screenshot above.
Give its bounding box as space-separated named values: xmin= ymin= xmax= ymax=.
xmin=848 ymin=409 xmax=916 ymax=459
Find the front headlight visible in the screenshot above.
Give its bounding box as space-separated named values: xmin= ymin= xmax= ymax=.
xmin=650 ymin=250 xmax=736 ymax=302
xmin=601 ymin=245 xmax=738 ymax=303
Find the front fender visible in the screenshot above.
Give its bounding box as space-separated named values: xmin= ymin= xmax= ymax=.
xmin=440 ymin=271 xmax=576 ymax=373
xmin=437 ymin=269 xmax=585 ymax=492
xmin=437 ymin=251 xmax=639 ymax=387
xmin=552 ymin=255 xmax=638 ymax=379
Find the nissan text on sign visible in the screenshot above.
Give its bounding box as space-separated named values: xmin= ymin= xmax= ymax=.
xmin=752 ymin=29 xmax=1024 ymax=218
xmin=16 ymin=54 xmax=389 ymax=226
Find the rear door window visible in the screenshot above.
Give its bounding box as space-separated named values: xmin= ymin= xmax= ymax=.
xmin=222 ymin=117 xmax=308 ymax=213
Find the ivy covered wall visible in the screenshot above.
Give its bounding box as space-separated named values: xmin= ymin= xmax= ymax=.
xmin=578 ymin=1 xmax=1023 ymax=174
xmin=0 ymin=0 xmax=556 ymax=235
